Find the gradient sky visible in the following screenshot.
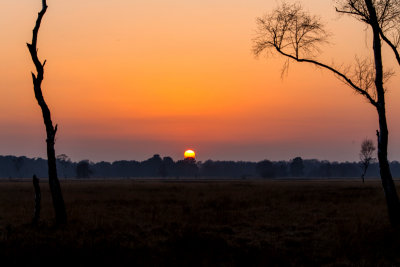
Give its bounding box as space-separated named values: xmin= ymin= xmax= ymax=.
xmin=1 ymin=0 xmax=400 ymax=162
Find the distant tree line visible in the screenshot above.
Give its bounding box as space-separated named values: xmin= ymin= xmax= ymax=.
xmin=1 ymin=154 xmax=400 ymax=179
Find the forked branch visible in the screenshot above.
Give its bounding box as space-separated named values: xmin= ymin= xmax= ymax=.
xmin=379 ymin=28 xmax=400 ymax=65
xmin=27 ymin=0 xmax=48 ymax=77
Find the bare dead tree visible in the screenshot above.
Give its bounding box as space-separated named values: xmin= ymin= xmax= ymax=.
xmin=27 ymin=0 xmax=67 ymax=224
xmin=253 ymin=0 xmax=400 ymax=226
xmin=360 ymin=139 xmax=376 ymax=183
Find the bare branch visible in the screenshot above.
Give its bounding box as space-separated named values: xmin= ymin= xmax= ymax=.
xmin=274 ymin=47 xmax=378 ymax=106
xmin=253 ymin=2 xmax=329 ymax=59
xmin=335 ymin=0 xmax=370 ymax=22
xmin=253 ymin=1 xmax=377 ymax=107
xmin=379 ymin=27 xmax=400 ymax=65
xmin=351 ymin=57 xmax=376 ymax=98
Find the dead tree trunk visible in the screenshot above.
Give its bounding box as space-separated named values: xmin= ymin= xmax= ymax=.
xmin=32 ymin=175 xmax=41 ymax=225
xmin=27 ymin=0 xmax=67 ymax=225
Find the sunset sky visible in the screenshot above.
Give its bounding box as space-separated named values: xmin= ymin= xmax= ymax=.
xmin=1 ymin=0 xmax=400 ymax=163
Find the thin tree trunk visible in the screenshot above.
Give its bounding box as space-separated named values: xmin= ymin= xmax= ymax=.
xmin=377 ymin=112 xmax=400 ymax=226
xmin=365 ymin=0 xmax=400 ymax=226
xmin=27 ymin=0 xmax=67 ymax=225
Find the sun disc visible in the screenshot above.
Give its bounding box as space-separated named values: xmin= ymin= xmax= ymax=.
xmin=184 ymin=149 xmax=196 ymax=159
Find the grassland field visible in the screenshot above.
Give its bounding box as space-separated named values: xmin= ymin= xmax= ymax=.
xmin=0 ymin=179 xmax=400 ymax=266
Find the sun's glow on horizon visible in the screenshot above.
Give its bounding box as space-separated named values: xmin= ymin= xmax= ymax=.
xmin=184 ymin=149 xmax=196 ymax=159
xmin=1 ymin=1 xmax=400 ymax=162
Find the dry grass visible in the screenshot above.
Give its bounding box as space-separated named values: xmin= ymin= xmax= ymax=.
xmin=0 ymin=179 xmax=400 ymax=266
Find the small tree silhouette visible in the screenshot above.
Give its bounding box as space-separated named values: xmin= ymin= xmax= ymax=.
xmin=57 ymin=154 xmax=71 ymax=178
xmin=360 ymin=139 xmax=376 ymax=183
xmin=290 ymin=157 xmax=304 ymax=177
xmin=256 ymin=160 xmax=275 ymax=178
xmin=76 ymin=160 xmax=92 ymax=178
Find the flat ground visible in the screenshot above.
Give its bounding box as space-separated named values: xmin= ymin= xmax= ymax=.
xmin=0 ymin=179 xmax=400 ymax=266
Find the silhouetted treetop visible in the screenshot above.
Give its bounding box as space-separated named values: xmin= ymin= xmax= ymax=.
xmin=253 ymin=2 xmax=329 ymax=59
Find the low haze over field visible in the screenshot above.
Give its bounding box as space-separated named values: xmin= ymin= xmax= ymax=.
xmin=1 ymin=0 xmax=400 ymax=162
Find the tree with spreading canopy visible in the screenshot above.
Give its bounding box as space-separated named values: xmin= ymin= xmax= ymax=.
xmin=253 ymin=0 xmax=400 ymax=226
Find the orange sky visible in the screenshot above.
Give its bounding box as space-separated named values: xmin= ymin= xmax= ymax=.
xmin=1 ymin=0 xmax=400 ymax=162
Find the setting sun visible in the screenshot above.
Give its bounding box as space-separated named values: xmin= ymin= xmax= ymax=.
xmin=184 ymin=149 xmax=196 ymax=160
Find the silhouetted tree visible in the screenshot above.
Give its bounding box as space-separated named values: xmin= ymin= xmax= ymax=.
xmin=110 ymin=160 xmax=134 ymax=178
xmin=158 ymin=162 xmax=167 ymax=177
xmin=141 ymin=154 xmax=163 ymax=177
xmin=57 ymin=154 xmax=71 ymax=178
xmin=360 ymin=139 xmax=376 ymax=183
xmin=27 ymin=0 xmax=66 ymax=224
xmin=290 ymin=157 xmax=304 ymax=177
xmin=94 ymin=161 xmax=113 ymax=178
xmin=274 ymin=161 xmax=289 ymax=177
xmin=13 ymin=157 xmax=25 ymax=177
xmin=256 ymin=160 xmax=275 ymax=178
xmin=176 ymin=158 xmax=198 ymax=177
xmin=4 ymin=154 xmax=400 ymax=178
xmin=76 ymin=160 xmax=92 ymax=178
xmin=253 ymin=0 xmax=400 ymax=226
xmin=160 ymin=157 xmax=175 ymax=177
xmin=319 ymin=161 xmax=332 ymax=178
